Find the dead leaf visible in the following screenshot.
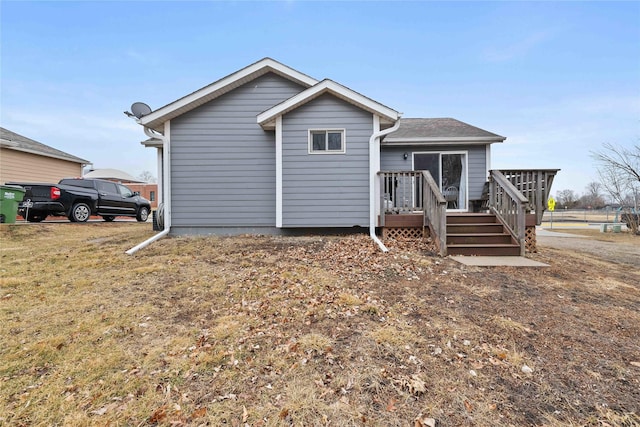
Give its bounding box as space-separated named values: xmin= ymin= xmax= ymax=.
xmin=471 ymin=361 xmax=484 ymax=370
xmin=90 ymin=402 xmax=117 ymax=416
xmin=279 ymin=408 xmax=289 ymax=419
xmin=90 ymin=406 xmax=108 ymax=416
xmin=190 ymin=407 xmax=207 ymax=419
xmin=400 ymin=374 xmax=427 ymax=395
xmin=630 ymin=361 xmax=640 ymax=368
xmin=415 ymin=413 xmax=437 ymax=427
xmin=148 ymin=405 xmax=167 ymax=423
xmin=464 ymin=400 xmax=473 ymax=412
xmin=386 ymin=397 xmax=397 ymax=412
xmin=242 ymin=405 xmax=248 ymax=423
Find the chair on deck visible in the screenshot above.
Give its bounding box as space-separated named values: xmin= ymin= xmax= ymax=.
xmin=444 ymin=185 xmax=458 ymax=209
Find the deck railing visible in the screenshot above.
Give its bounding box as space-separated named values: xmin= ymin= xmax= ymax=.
xmin=378 ymin=171 xmax=424 ymax=220
xmin=421 ymin=171 xmax=448 ymax=256
xmin=498 ymin=169 xmax=560 ymax=225
xmin=489 ymin=170 xmax=529 ymax=256
xmin=378 ymin=169 xmax=558 ymax=257
xmin=378 ymin=171 xmax=447 ymax=255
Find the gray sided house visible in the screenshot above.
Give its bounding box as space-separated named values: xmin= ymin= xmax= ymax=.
xmin=135 ymin=58 xmax=506 ymax=236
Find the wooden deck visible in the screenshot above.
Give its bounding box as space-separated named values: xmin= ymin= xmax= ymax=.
xmin=378 ymin=212 xmax=539 ymax=255
xmin=377 ymin=169 xmax=559 ymax=256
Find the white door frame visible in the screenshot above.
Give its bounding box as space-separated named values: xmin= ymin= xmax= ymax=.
xmin=412 ymin=150 xmax=469 ymax=212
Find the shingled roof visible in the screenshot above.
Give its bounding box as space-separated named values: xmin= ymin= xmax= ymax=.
xmin=0 ymin=127 xmax=89 ymax=164
xmin=383 ymin=118 xmax=505 ymax=144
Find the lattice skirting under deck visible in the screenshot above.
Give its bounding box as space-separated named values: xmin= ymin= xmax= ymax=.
xmin=525 ymin=226 xmax=537 ymax=253
xmin=382 ymin=227 xmax=426 ymax=240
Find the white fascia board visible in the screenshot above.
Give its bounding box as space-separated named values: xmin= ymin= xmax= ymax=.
xmin=382 ymin=136 xmax=505 ymax=145
xmin=257 ymin=80 xmax=399 ymax=127
xmin=140 ymin=58 xmax=318 ymax=130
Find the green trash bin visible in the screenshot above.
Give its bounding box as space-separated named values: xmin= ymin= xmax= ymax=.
xmin=0 ymin=185 xmax=26 ymax=224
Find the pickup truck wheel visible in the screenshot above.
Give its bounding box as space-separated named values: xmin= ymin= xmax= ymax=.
xmin=136 ymin=207 xmax=150 ymax=222
xmin=102 ymin=215 xmax=115 ymax=222
xmin=69 ymin=203 xmax=91 ymax=222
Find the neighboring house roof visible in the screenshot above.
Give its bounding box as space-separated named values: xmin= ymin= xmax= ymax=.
xmin=257 ymin=79 xmax=400 ymax=130
xmin=83 ymin=168 xmax=145 ymax=183
xmin=383 ymin=118 xmax=506 ymax=145
xmin=0 ymin=127 xmax=89 ymax=164
xmin=139 ymin=57 xmax=319 ymax=131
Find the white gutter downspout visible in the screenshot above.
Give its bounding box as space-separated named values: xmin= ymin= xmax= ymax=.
xmin=369 ymin=116 xmax=401 ymax=252
xmin=126 ymin=121 xmax=171 ymax=255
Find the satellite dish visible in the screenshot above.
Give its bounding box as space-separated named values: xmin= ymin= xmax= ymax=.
xmin=131 ymin=102 xmax=152 ymax=119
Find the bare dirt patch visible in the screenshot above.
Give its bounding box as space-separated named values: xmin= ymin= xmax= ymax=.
xmin=1 ymin=223 xmax=639 ymax=426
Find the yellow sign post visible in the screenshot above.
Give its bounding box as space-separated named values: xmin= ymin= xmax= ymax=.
xmin=548 ymin=197 xmax=556 ymax=212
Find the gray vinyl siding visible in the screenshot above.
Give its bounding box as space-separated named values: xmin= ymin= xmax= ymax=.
xmin=380 ymin=145 xmax=488 ymax=201
xmin=281 ymin=94 xmax=372 ymax=227
xmin=170 ymin=73 xmax=305 ymax=227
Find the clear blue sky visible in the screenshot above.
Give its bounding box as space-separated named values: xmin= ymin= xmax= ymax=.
xmin=2 ymin=1 xmax=639 ymax=196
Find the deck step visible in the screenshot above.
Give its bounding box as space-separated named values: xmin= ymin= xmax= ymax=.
xmin=446 ymin=213 xmax=520 ymax=256
xmin=447 ymin=223 xmax=505 ymax=234
xmin=446 ymin=213 xmax=498 ymax=224
xmin=447 ymin=243 xmax=521 ymax=256
xmin=447 ymin=232 xmax=513 ymax=245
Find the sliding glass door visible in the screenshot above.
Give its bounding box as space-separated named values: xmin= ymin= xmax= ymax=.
xmin=414 ymin=152 xmax=468 ymax=210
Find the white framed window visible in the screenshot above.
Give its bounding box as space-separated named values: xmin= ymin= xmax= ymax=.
xmin=308 ymin=129 xmax=346 ymax=154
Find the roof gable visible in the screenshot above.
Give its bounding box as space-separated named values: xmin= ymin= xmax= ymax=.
xmin=0 ymin=127 xmax=89 ymax=164
xmin=382 ymin=118 xmax=505 ymax=144
xmin=257 ymin=79 xmax=400 ymax=130
xmin=139 ymin=58 xmax=318 ymax=131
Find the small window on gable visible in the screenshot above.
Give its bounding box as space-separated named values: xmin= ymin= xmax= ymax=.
xmin=309 ymin=130 xmax=345 ymax=154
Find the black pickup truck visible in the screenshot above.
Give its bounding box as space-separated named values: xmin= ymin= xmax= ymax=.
xmin=10 ymin=178 xmax=151 ymax=223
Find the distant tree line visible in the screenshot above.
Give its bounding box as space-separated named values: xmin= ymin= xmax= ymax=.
xmin=555 ymin=142 xmax=639 ymax=212
xmin=554 ymin=183 xmax=609 ymax=210
xmin=555 ymin=142 xmax=638 ymax=234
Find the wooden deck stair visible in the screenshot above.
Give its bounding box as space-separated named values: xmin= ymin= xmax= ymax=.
xmin=446 ymin=213 xmax=520 ymax=256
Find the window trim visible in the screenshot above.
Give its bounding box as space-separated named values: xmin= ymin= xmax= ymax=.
xmin=308 ymin=129 xmax=346 ymax=154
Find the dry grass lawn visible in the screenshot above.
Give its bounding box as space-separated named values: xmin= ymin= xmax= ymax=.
xmin=1 ymin=223 xmax=639 ymax=426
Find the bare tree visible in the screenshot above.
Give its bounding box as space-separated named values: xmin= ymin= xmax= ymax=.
xmin=581 ymin=181 xmax=606 ymax=208
xmin=592 ymin=143 xmax=639 ymax=234
xmin=556 ymin=189 xmax=578 ymax=208
xmin=137 ymin=170 xmax=157 ymax=183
